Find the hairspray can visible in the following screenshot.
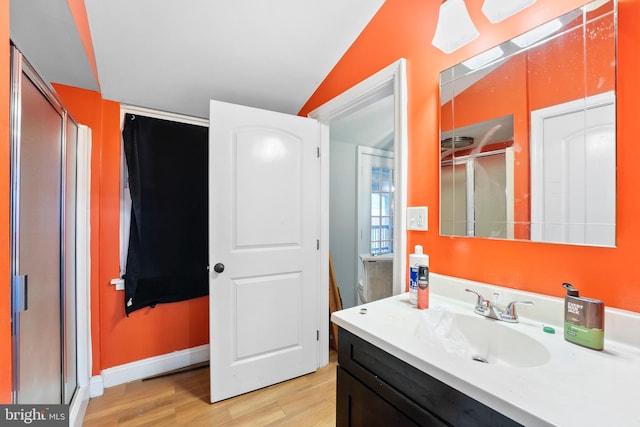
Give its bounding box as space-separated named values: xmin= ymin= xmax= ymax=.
xmin=417 ymin=265 xmax=429 ymax=309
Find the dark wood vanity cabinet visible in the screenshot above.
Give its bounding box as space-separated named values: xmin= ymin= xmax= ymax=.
xmin=336 ymin=328 xmax=523 ymax=427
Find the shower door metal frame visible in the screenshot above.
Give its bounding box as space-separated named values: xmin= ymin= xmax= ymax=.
xmin=9 ymin=45 xmax=77 ymax=404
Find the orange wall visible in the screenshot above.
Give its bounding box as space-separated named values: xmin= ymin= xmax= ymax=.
xmin=53 ymin=85 xmax=210 ymax=373
xmin=528 ymin=12 xmax=616 ymax=110
xmin=0 ymin=0 xmax=10 ymax=404
xmin=300 ymin=0 xmax=640 ymax=312
xmin=58 ymin=0 xmax=207 ymax=375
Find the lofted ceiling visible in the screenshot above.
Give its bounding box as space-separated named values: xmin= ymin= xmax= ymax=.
xmin=10 ymin=0 xmax=100 ymax=92
xmin=330 ymin=94 xmax=395 ymax=151
xmin=10 ymin=0 xmax=386 ymax=119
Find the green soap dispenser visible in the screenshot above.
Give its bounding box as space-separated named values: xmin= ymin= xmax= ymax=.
xmin=563 ymin=283 xmax=604 ymax=350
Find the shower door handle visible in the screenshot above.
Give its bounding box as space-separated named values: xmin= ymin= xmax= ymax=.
xmin=12 ymin=274 xmax=28 ymax=313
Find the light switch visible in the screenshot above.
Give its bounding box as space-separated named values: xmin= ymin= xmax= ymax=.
xmin=407 ymin=206 xmax=428 ymax=231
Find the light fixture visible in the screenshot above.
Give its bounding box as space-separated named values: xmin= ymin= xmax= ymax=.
xmin=482 ymin=0 xmax=536 ymax=23
xmin=441 ymin=136 xmax=474 ymax=149
xmin=512 ymin=19 xmax=563 ymax=47
xmin=462 ymin=46 xmax=504 ymax=69
xmin=432 ymin=0 xmax=479 ymax=54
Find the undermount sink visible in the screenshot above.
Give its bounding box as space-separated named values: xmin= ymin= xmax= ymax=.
xmin=417 ymin=308 xmax=551 ymax=368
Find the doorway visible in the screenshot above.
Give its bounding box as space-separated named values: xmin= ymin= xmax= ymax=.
xmin=309 ymin=59 xmax=408 ymax=311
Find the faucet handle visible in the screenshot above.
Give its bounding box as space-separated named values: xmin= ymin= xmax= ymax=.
xmin=501 ymin=301 xmax=534 ymax=322
xmin=492 ymin=292 xmax=500 ymax=306
xmin=465 ymin=288 xmax=488 ymax=309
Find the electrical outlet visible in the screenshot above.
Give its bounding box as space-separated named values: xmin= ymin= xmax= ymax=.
xmin=110 ymin=278 xmax=125 ymax=291
xmin=407 ymin=206 xmax=428 ymax=231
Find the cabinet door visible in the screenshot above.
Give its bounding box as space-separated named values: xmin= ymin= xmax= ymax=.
xmin=338 ymin=328 xmax=523 ymax=427
xmin=337 ymin=367 xmax=445 ymax=427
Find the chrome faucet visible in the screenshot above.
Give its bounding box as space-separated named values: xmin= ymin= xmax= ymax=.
xmin=465 ymin=289 xmax=533 ymax=323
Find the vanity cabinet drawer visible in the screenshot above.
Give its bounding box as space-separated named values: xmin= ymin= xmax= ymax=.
xmin=337 ymin=328 xmax=522 ymax=427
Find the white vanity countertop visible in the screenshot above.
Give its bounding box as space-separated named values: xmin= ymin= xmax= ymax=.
xmin=331 ymin=274 xmax=640 ymax=427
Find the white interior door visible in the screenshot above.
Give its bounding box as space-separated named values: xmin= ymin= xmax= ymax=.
xmin=209 ymin=100 xmax=321 ymax=402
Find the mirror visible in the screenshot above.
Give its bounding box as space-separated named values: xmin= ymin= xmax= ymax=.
xmin=439 ymin=0 xmax=616 ymax=247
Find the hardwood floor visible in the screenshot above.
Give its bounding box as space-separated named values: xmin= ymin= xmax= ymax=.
xmin=83 ymin=350 xmax=338 ymax=426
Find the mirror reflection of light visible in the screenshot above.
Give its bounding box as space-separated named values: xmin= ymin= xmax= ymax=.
xmin=512 ymin=19 xmax=563 ymax=48
xmin=252 ymin=136 xmax=287 ymax=161
xmin=583 ymin=0 xmax=609 ymax=12
xmin=462 ymin=46 xmax=504 ymax=70
xmin=588 ymin=127 xmax=614 ymax=156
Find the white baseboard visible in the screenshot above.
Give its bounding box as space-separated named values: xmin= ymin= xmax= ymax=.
xmin=69 ymin=386 xmax=90 ymax=427
xmin=89 ymin=344 xmax=210 ymax=397
xmin=89 ymin=375 xmax=104 ymax=398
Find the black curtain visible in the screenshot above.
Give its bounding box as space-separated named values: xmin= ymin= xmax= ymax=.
xmin=122 ymin=113 xmax=208 ymax=315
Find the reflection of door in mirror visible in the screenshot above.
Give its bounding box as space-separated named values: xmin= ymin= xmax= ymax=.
xmin=530 ymin=92 xmax=615 ymax=246
xmin=441 ymin=149 xmax=514 ymax=238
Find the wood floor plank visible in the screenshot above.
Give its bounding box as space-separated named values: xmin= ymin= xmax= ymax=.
xmin=83 ymin=350 xmax=337 ymax=426
xmin=220 ymin=401 xmax=286 ymax=426
xmin=175 ymin=400 xmax=232 ymax=426
xmin=224 ymin=374 xmax=313 ymax=419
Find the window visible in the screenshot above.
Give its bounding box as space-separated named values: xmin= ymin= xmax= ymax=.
xmin=358 ymin=147 xmax=394 ymax=257
xmin=370 ymin=166 xmax=394 ymax=255
xmin=119 ymin=106 xmax=209 ymax=277
xmin=119 ymin=105 xmax=209 ymax=314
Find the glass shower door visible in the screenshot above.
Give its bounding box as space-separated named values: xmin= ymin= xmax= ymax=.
xmin=12 ymin=56 xmax=64 ymax=404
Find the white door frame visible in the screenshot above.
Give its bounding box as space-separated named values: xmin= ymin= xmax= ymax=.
xmin=309 ymin=59 xmax=408 ymax=363
xmin=69 ymin=125 xmax=92 ymax=427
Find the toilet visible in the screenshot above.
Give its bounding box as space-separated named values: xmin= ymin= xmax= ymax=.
xmin=358 ymin=253 xmax=394 ymax=304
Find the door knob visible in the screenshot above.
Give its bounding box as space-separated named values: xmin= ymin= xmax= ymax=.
xmin=213 ymin=263 xmax=225 ymax=273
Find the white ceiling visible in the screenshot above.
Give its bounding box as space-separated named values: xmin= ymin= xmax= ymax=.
xmin=330 ymin=94 xmax=395 ymax=151
xmin=10 ymin=0 xmax=100 ymax=92
xmin=10 ymin=0 xmax=387 ymax=119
